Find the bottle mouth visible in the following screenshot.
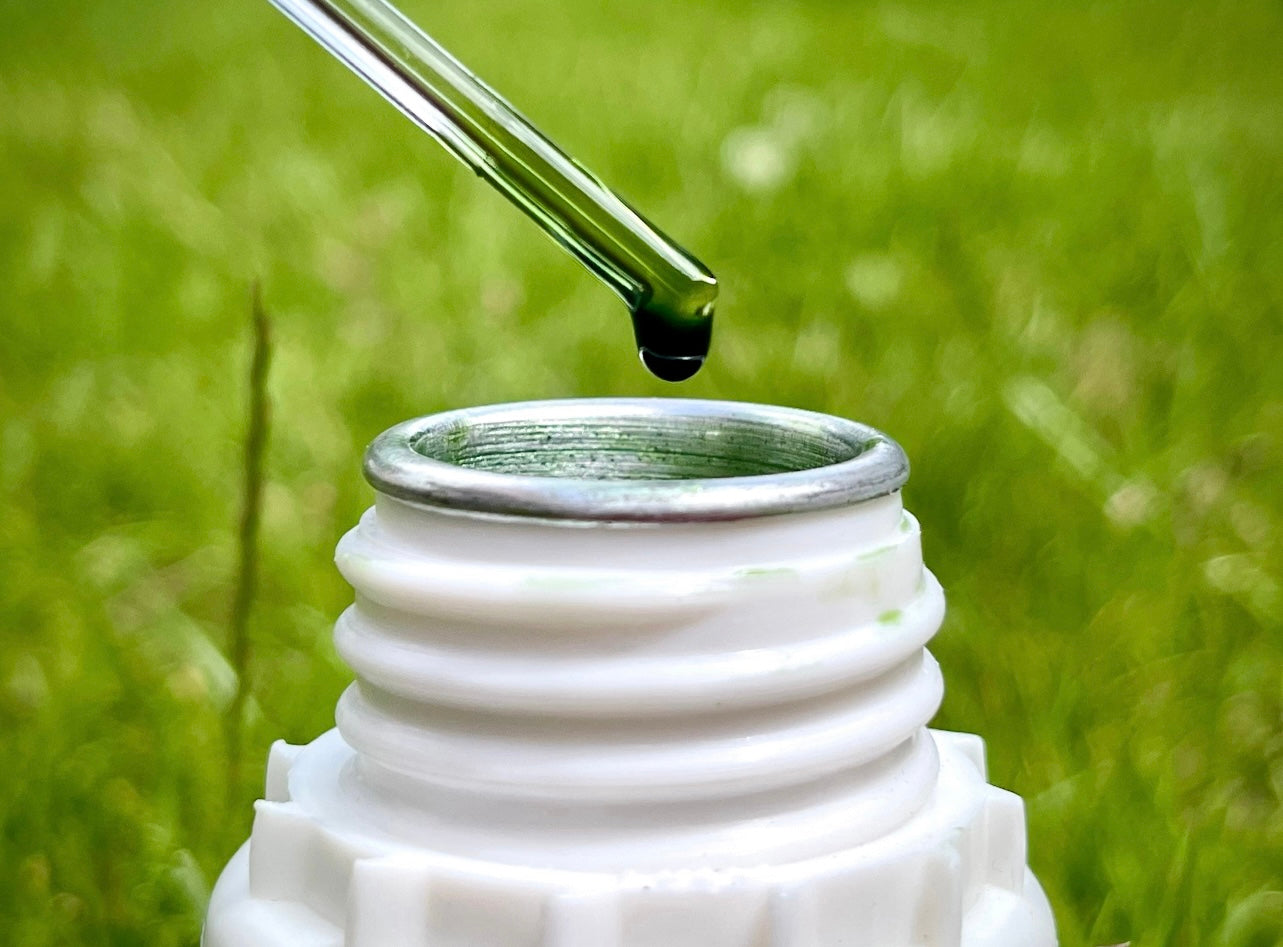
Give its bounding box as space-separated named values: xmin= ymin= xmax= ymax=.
xmin=364 ymin=399 xmax=908 ymax=522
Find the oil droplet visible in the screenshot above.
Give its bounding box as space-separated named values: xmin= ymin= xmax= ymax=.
xmin=640 ymin=350 xmax=705 ymax=383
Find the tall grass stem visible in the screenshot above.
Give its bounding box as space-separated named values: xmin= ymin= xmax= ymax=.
xmin=225 ymin=282 xmax=271 ymax=806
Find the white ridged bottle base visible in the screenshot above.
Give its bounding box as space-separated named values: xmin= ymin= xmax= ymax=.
xmin=206 ymin=402 xmax=1057 ymax=947
xmin=204 ymin=729 xmax=1055 ymax=947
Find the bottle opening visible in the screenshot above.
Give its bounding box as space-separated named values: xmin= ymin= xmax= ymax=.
xmin=416 ymin=408 xmax=862 ymax=481
xmin=365 ymin=399 xmax=908 ymax=522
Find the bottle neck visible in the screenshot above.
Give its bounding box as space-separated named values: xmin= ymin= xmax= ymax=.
xmin=330 ymin=491 xmax=944 ymax=871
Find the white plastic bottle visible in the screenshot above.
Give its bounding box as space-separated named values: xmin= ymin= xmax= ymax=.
xmin=204 ymin=398 xmax=1057 ymax=947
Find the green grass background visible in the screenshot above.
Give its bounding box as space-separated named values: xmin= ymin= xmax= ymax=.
xmin=2 ymin=0 xmax=1281 ymax=943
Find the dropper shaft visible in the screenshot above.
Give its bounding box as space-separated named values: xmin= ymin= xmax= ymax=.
xmin=268 ymin=0 xmax=716 ymax=369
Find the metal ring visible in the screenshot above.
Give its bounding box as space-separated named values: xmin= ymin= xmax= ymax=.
xmin=364 ymin=399 xmax=908 ymax=522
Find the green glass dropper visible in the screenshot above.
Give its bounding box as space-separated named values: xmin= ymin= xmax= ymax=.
xmin=269 ymin=0 xmax=717 ymax=381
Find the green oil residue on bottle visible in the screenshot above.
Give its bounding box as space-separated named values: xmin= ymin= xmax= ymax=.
xmin=271 ymin=0 xmax=717 ymax=380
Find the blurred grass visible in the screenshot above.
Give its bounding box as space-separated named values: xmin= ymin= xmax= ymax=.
xmin=1 ymin=0 xmax=1281 ymax=943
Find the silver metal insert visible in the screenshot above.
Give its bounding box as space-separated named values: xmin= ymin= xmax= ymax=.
xmin=364 ymin=399 xmax=909 ymax=522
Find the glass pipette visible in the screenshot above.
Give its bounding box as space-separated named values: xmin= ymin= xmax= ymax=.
xmin=268 ymin=0 xmax=717 ymax=380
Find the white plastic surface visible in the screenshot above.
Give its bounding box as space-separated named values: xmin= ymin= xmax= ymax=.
xmin=205 ymin=491 xmax=1056 ymax=946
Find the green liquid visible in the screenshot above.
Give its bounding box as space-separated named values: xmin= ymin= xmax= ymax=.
xmin=272 ymin=0 xmax=717 ymax=379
